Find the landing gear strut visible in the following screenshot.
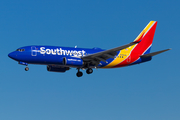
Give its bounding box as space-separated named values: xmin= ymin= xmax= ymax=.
xmin=76 ymin=69 xmax=83 ymax=77
xmin=86 ymin=68 xmax=93 ymax=74
xmin=19 ymin=62 xmax=29 ymax=71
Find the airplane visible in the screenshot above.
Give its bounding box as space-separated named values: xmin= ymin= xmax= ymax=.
xmin=8 ymin=21 xmax=171 ymax=77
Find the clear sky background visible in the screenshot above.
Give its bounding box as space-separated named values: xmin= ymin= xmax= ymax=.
xmin=0 ymin=0 xmax=179 ymax=120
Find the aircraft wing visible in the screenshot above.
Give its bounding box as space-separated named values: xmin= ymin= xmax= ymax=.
xmin=82 ymin=41 xmax=139 ymax=65
xmin=81 ymin=31 xmax=144 ymax=66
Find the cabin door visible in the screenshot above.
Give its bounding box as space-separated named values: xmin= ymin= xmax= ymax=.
xmin=31 ymin=46 xmax=37 ymax=56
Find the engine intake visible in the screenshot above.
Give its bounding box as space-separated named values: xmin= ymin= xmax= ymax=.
xmin=63 ymin=57 xmax=83 ymax=67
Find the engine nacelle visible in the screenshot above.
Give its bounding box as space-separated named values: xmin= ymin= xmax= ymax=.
xmin=63 ymin=57 xmax=83 ymax=67
xmin=47 ymin=65 xmax=70 ymax=72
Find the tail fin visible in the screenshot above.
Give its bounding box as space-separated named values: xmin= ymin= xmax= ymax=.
xmin=133 ymin=21 xmax=157 ymax=55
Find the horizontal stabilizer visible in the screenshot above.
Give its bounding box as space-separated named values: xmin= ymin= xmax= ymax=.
xmin=140 ymin=49 xmax=171 ymax=58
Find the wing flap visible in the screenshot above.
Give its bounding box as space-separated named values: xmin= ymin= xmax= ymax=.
xmin=103 ymin=53 xmax=115 ymax=58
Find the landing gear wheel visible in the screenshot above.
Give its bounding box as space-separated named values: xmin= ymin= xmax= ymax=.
xmin=86 ymin=68 xmax=93 ymax=74
xmin=25 ymin=67 xmax=29 ymax=71
xmin=76 ymin=71 xmax=83 ymax=77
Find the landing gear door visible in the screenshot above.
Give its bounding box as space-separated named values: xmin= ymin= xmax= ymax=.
xmin=31 ymin=46 xmax=37 ymax=56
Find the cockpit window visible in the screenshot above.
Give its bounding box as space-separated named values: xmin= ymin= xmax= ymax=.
xmin=16 ymin=49 xmax=25 ymax=52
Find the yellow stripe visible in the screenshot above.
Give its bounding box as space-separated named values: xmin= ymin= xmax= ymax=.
xmin=103 ymin=44 xmax=136 ymax=68
xmin=134 ymin=21 xmax=155 ymax=42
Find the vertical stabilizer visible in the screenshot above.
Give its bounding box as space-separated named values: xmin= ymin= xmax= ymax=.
xmin=133 ymin=21 xmax=157 ymax=55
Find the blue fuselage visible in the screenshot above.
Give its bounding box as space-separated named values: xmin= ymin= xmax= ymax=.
xmin=8 ymin=46 xmax=110 ymax=68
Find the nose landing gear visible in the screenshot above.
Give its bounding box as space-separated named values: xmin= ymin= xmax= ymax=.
xmin=18 ymin=62 xmax=29 ymax=71
xmin=25 ymin=66 xmax=29 ymax=71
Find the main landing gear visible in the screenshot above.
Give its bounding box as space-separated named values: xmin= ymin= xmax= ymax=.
xmin=76 ymin=68 xmax=93 ymax=77
xmin=76 ymin=69 xmax=83 ymax=77
xmin=86 ymin=68 xmax=93 ymax=74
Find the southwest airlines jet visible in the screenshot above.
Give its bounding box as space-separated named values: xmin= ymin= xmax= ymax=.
xmin=8 ymin=21 xmax=170 ymax=77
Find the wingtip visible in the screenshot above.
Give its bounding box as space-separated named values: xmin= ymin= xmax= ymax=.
xmin=166 ymin=48 xmax=172 ymax=51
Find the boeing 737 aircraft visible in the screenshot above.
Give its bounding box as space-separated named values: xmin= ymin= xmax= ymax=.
xmin=8 ymin=21 xmax=170 ymax=77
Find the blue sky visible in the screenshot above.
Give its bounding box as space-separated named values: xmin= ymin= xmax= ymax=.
xmin=0 ymin=0 xmax=180 ymax=120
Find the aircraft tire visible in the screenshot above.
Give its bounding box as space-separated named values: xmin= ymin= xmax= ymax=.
xmin=25 ymin=67 xmax=29 ymax=71
xmin=86 ymin=68 xmax=93 ymax=74
xmin=76 ymin=71 xmax=83 ymax=77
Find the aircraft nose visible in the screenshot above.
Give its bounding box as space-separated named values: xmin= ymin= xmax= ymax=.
xmin=8 ymin=52 xmax=12 ymax=58
xmin=8 ymin=52 xmax=16 ymax=59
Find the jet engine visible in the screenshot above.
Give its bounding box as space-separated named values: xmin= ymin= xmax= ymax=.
xmin=47 ymin=65 xmax=70 ymax=72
